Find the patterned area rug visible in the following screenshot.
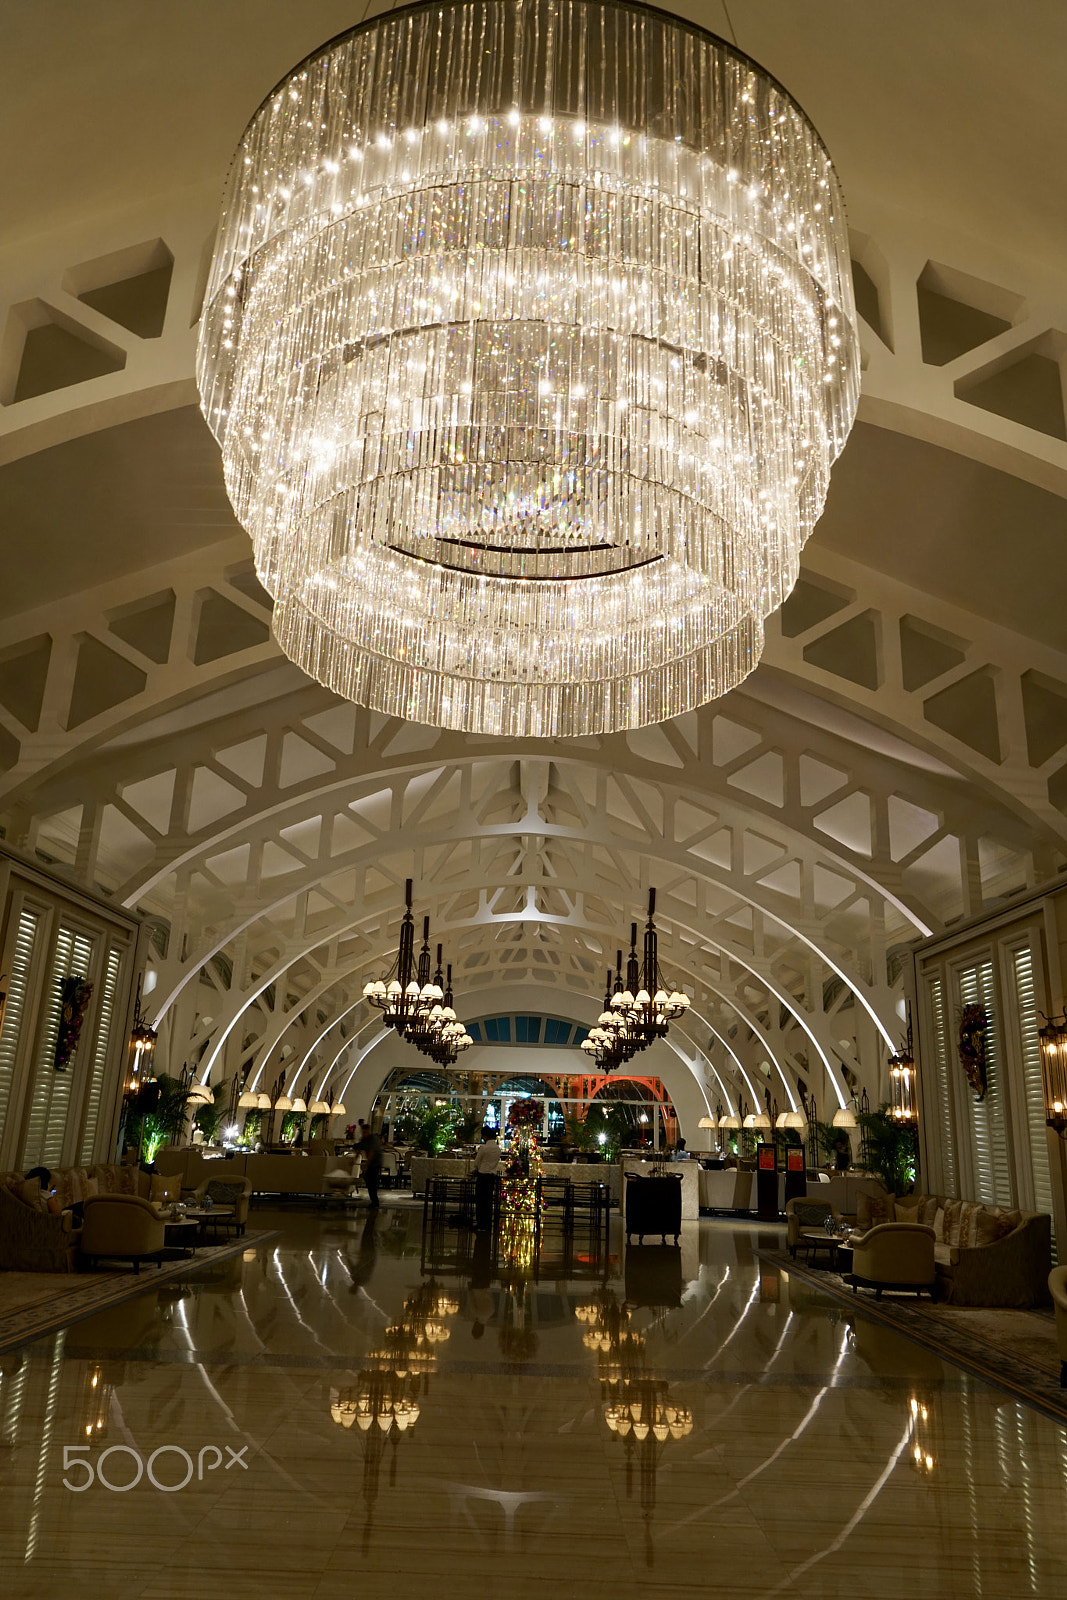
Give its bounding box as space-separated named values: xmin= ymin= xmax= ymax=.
xmin=0 ymin=1229 xmax=279 ymax=1355
xmin=757 ymin=1246 xmax=1066 ymax=1425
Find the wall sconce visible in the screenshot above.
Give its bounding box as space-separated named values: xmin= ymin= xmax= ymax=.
xmin=1038 ymin=1014 xmax=1067 ymax=1136
xmin=127 ymin=976 xmax=157 ymax=1092
xmin=888 ymin=1015 xmax=918 ymax=1126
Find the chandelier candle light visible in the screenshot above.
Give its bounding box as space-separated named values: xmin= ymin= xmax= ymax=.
xmin=198 ymin=0 xmax=859 ymax=737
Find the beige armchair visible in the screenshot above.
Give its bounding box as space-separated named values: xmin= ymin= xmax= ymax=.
xmin=785 ymin=1196 xmax=842 ymax=1258
xmin=80 ymin=1195 xmax=166 ymax=1273
xmin=1049 ymin=1266 xmax=1067 ymax=1387
xmin=192 ymin=1174 xmax=252 ymax=1232
xmin=850 ymin=1222 xmax=936 ymax=1300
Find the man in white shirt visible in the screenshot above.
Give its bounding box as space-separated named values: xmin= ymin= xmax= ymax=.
xmin=472 ymin=1126 xmax=502 ymax=1231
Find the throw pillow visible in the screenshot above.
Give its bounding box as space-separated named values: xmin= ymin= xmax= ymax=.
xmin=942 ymin=1199 xmax=964 ymax=1246
xmin=17 ymin=1178 xmax=49 ymax=1213
xmin=956 ymin=1201 xmax=984 ymax=1250
xmin=932 ymin=1207 xmax=946 ymax=1242
xmin=856 ymin=1192 xmax=893 ymax=1230
xmin=894 ymin=1200 xmax=918 ymax=1222
xmin=916 ymin=1194 xmax=941 ymax=1227
xmin=976 ymin=1207 xmax=1020 ymax=1245
xmin=204 ymin=1179 xmax=242 ymax=1206
xmin=793 ymin=1202 xmax=833 ymax=1229
xmin=149 ymin=1173 xmax=180 ymax=1203
xmin=83 ymin=1175 xmax=98 ymax=1199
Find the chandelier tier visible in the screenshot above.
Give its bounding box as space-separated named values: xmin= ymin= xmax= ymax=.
xmin=198 ymin=0 xmax=859 ymax=737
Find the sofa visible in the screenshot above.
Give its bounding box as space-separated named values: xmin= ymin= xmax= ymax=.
xmin=894 ymin=1193 xmax=1052 ymax=1307
xmin=1 ymin=1163 xmax=157 ymax=1272
xmin=154 ymin=1147 xmax=334 ymax=1198
xmin=0 ymin=1179 xmax=81 ymax=1271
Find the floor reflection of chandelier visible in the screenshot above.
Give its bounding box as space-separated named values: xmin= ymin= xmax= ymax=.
xmin=331 ymin=1280 xmax=460 ymax=1545
xmin=576 ymin=1288 xmax=692 ymax=1560
xmin=198 ymin=0 xmax=858 ymax=737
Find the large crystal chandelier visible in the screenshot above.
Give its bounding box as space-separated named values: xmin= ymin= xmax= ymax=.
xmin=198 ymin=0 xmax=858 ymax=737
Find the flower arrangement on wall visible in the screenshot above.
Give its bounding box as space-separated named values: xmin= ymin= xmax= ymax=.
xmin=54 ymin=975 xmax=93 ymax=1072
xmin=957 ymin=1003 xmax=988 ymax=1099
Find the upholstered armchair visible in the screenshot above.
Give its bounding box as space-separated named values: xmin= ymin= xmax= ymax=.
xmin=192 ymin=1174 xmax=252 ymax=1232
xmin=785 ymin=1196 xmax=843 ymax=1258
xmin=80 ymin=1195 xmax=166 ymax=1272
xmin=1049 ymin=1266 xmax=1067 ymax=1386
xmin=850 ymin=1222 xmax=936 ymax=1299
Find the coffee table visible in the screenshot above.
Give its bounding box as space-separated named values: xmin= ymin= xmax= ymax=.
xmin=183 ymin=1206 xmax=237 ymax=1240
xmin=162 ymin=1216 xmax=199 ymax=1258
xmin=799 ymin=1229 xmax=851 ymax=1268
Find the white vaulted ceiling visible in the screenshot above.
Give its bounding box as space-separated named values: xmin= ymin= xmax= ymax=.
xmin=1 ymin=1 xmax=1066 ymax=1120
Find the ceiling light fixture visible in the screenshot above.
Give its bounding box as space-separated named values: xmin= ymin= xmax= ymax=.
xmin=363 ymin=879 xmax=471 ymax=1062
xmin=198 ymin=0 xmax=858 ymax=737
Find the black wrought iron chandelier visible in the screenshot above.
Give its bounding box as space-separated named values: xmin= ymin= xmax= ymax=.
xmin=363 ymin=880 xmax=471 ymax=1065
xmin=581 ymin=892 xmax=689 ymax=1073
xmin=611 ymin=891 xmax=690 ymax=1039
xmin=582 ymin=956 xmax=642 ymax=1072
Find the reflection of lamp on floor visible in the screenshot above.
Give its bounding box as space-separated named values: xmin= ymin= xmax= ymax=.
xmin=331 ymin=1279 xmax=459 ymax=1552
xmin=578 ymin=1288 xmax=692 ymax=1568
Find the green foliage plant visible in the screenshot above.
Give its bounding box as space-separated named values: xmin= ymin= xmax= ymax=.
xmin=857 ymin=1104 xmax=917 ymax=1196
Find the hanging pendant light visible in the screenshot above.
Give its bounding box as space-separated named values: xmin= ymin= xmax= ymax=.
xmin=609 ymin=891 xmax=689 ymax=1056
xmin=198 ymin=0 xmax=858 ymax=737
xmin=363 ymin=883 xmax=471 ymax=1062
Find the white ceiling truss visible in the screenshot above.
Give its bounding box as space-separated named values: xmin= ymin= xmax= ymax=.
xmin=3 ymin=77 xmax=1067 ymax=1123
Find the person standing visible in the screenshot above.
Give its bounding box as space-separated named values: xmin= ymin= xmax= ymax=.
xmin=472 ymin=1126 xmax=501 ymax=1232
xmin=356 ymin=1118 xmax=383 ymax=1209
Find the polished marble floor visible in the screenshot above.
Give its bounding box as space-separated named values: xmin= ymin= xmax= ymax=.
xmin=1 ymin=1199 xmax=1065 ymax=1599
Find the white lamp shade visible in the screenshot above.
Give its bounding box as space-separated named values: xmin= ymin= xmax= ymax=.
xmin=256 ymin=1093 xmax=272 ymax=1111
xmin=238 ymin=1090 xmax=257 ymax=1109
xmin=776 ymin=1111 xmax=807 ymax=1130
xmin=832 ymin=1107 xmax=858 ymax=1129
xmin=697 ymin=1116 xmax=716 ymax=1130
xmin=309 ymin=1099 xmax=330 ymax=1115
xmin=719 ymin=1115 xmax=740 ymax=1130
xmin=332 ymin=1101 xmax=346 ymax=1118
xmin=291 ymin=1097 xmax=307 ymax=1114
xmin=274 ymin=1094 xmax=293 ymax=1112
